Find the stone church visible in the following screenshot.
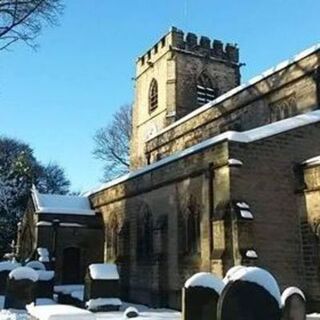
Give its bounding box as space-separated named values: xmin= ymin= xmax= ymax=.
xmin=18 ymin=27 xmax=320 ymax=310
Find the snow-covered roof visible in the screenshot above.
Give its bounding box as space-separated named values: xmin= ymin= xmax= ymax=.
xmin=88 ymin=263 xmax=119 ymax=280
xmin=32 ymin=187 xmax=95 ymax=216
xmin=184 ymin=272 xmax=224 ymax=293
xmin=146 ymin=43 xmax=320 ymax=142
xmin=87 ymin=109 xmax=320 ymax=196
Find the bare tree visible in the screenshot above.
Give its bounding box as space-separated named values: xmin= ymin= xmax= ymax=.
xmin=0 ymin=0 xmax=63 ymax=51
xmin=93 ymin=104 xmax=132 ymax=181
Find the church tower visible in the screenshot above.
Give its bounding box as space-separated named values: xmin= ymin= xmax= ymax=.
xmin=130 ymin=27 xmax=241 ymax=169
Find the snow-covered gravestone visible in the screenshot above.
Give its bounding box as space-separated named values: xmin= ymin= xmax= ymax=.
xmin=281 ymin=287 xmax=306 ymax=320
xmin=35 ymin=271 xmax=55 ymax=301
xmin=84 ymin=263 xmax=121 ymax=311
xmin=26 ymin=261 xmax=46 ymax=271
xmin=0 ymin=261 xmax=20 ymax=295
xmin=217 ymin=267 xmax=282 ymax=320
xmin=4 ymin=266 xmax=38 ymax=310
xmin=183 ymin=272 xmax=225 ymax=320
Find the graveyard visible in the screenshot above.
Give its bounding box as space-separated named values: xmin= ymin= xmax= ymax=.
xmin=1 ymin=1 xmax=320 ymax=319
xmin=0 ymin=258 xmax=319 ymax=319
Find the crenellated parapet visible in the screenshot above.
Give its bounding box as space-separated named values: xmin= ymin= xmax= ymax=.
xmin=137 ymin=26 xmax=239 ymax=71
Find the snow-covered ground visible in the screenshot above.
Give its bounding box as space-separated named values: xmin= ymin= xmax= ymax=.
xmin=1 ymin=300 xmax=320 ymax=319
xmin=0 ymin=301 xmax=181 ymax=320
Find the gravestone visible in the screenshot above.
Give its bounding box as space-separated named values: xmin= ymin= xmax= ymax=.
xmin=281 ymin=287 xmax=306 ymax=320
xmin=84 ymin=263 xmax=121 ymax=311
xmin=35 ymin=270 xmax=55 ymax=299
xmin=0 ymin=261 xmax=20 ymax=295
xmin=4 ymin=267 xmax=38 ymax=310
xmin=26 ymin=260 xmax=46 ymax=271
xmin=183 ymin=272 xmax=224 ymax=320
xmin=217 ymin=267 xmax=282 ymax=320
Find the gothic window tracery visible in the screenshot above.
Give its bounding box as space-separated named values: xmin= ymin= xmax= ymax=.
xmin=270 ymin=94 xmax=297 ymax=122
xmin=197 ymin=72 xmax=217 ymax=106
xmin=149 ymin=79 xmax=158 ymax=112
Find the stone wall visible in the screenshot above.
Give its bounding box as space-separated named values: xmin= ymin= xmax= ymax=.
xmin=145 ymin=50 xmax=320 ymax=163
xmin=300 ymin=163 xmax=320 ymax=310
xmin=91 ymin=119 xmax=320 ymax=310
xmin=228 ymin=122 xmax=320 ymax=307
xmin=90 ymin=141 xmax=229 ymax=308
xmin=36 ymin=213 xmax=104 ymax=284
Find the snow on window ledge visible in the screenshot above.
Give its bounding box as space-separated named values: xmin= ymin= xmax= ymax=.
xmin=240 ymin=210 xmax=253 ymax=219
xmin=245 ymin=250 xmax=258 ymax=259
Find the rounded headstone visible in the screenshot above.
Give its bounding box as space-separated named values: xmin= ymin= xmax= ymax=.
xmin=281 ymin=287 xmax=306 ymax=320
xmin=217 ymin=267 xmax=281 ymax=320
xmin=183 ymin=272 xmax=225 ymax=320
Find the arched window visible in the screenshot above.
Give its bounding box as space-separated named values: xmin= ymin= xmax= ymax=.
xmin=179 ymin=195 xmax=201 ymax=255
xmin=137 ymin=204 xmax=153 ymax=261
xmin=107 ymin=213 xmax=120 ymax=260
xmin=197 ymin=72 xmax=217 ymax=106
xmin=149 ymin=79 xmax=158 ymax=112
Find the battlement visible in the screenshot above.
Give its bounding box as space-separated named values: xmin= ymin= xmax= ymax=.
xmin=137 ymin=26 xmax=239 ymax=71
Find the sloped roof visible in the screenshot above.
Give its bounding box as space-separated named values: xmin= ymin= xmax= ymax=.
xmin=86 ymin=109 xmax=320 ymax=196
xmin=31 ymin=187 xmax=95 ymax=216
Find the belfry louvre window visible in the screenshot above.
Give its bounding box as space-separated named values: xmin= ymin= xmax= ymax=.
xmin=149 ymin=79 xmax=158 ymax=112
xmin=197 ymin=73 xmax=217 ymax=106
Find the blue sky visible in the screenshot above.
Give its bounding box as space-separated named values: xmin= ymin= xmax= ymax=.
xmin=0 ymin=0 xmax=319 ymax=192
